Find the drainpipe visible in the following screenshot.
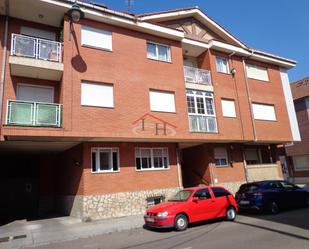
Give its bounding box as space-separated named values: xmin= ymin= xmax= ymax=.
xmin=242 ymin=54 xmax=257 ymax=142
xmin=176 ymin=144 xmax=183 ymax=188
xmin=0 ymin=2 xmax=9 ymax=137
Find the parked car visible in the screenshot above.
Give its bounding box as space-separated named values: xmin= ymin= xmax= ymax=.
xmin=304 ymin=183 xmax=309 ymax=190
xmin=235 ymin=180 xmax=309 ymax=214
xmin=144 ymin=186 xmax=237 ymax=231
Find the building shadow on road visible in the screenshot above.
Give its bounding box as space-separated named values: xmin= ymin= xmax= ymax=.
xmin=236 ymin=208 xmax=309 ymax=241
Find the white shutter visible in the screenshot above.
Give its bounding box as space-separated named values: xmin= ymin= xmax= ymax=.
xmin=214 ymin=147 xmax=228 ymax=159
xmin=221 ymin=99 xmax=236 ymax=117
xmin=17 ymin=84 xmax=53 ymax=103
xmin=21 ymin=26 xmax=56 ymax=40
xmin=81 ymin=25 xmax=112 ymax=50
xmin=149 ymin=90 xmax=175 ymax=113
xmin=252 ymin=103 xmax=276 ymax=121
xmin=81 ymin=82 xmax=114 ymax=107
xmin=246 ymin=64 xmax=269 ymax=81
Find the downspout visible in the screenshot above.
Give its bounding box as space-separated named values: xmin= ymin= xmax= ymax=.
xmin=0 ymin=3 xmax=9 ymax=137
xmin=176 ymin=144 xmax=183 ymax=188
xmin=242 ymin=52 xmax=258 ymax=142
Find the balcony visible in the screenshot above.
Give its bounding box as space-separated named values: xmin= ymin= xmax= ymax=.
xmin=6 ymin=100 xmax=62 ymax=127
xmin=9 ymin=34 xmax=64 ymax=81
xmin=184 ymin=66 xmax=212 ymax=86
xmin=189 ymin=115 xmax=217 ymax=133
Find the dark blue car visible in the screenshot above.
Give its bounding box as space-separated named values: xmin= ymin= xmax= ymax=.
xmin=235 ymin=180 xmax=309 ymax=214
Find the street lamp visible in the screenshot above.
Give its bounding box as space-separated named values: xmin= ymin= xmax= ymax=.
xmin=67 ymin=1 xmax=84 ymax=22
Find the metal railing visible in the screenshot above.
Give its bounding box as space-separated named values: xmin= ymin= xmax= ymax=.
xmin=184 ymin=66 xmax=212 ymax=85
xmin=188 ymin=115 xmax=217 ymax=133
xmin=6 ymin=100 xmax=62 ymax=127
xmin=11 ymin=33 xmax=62 ymax=63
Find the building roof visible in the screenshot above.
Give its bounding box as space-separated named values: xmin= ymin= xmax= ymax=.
xmin=290 ymin=76 xmax=309 ymax=100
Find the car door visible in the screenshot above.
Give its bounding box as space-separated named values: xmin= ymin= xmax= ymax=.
xmin=210 ymin=187 xmax=232 ymax=218
xmin=188 ymin=188 xmax=216 ymax=222
xmin=281 ymin=181 xmax=303 ymax=208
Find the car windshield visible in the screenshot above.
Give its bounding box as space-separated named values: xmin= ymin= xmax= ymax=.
xmin=168 ymin=190 xmax=192 ymax=202
xmin=238 ymin=183 xmax=260 ymax=193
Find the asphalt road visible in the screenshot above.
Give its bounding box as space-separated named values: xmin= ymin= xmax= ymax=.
xmin=23 ymin=208 xmax=309 ymax=249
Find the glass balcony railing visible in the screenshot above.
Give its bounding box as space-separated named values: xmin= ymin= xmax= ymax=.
xmin=184 ymin=66 xmax=212 ymax=85
xmin=189 ymin=115 xmax=217 ymax=133
xmin=6 ymin=100 xmax=62 ymax=127
xmin=11 ymin=33 xmax=62 ymax=63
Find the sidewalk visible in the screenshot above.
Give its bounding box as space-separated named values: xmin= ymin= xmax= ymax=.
xmin=0 ymin=215 xmax=144 ymax=249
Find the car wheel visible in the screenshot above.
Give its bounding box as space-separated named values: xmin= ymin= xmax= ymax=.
xmin=226 ymin=206 xmax=236 ymax=221
xmin=269 ymin=201 xmax=279 ymax=214
xmin=174 ymin=214 xmax=188 ymax=231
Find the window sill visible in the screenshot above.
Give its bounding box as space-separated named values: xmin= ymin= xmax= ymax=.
xmin=81 ymin=104 xmax=114 ymax=109
xmin=91 ymin=170 xmax=120 ymax=174
xmin=248 ymin=77 xmax=270 ymax=83
xmin=254 ymin=118 xmax=277 ymax=122
xmin=136 ymin=168 xmax=170 ymax=172
xmin=147 ymin=57 xmax=172 ymax=64
xmin=150 ymin=110 xmax=176 ymax=114
xmin=216 ymin=71 xmax=231 ymax=75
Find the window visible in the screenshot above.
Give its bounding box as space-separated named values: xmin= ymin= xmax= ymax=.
xmin=135 ymin=148 xmax=169 ymax=170
xmin=21 ymin=26 xmax=56 ymax=40
xmin=146 ymin=196 xmax=164 ymax=207
xmin=193 ymin=188 xmax=211 ymax=199
xmin=292 ymin=155 xmax=309 ymax=170
xmin=211 ymin=187 xmax=230 ymax=197
xmin=147 ymin=42 xmax=171 ymax=62
xmin=81 ymin=25 xmax=112 ymax=51
xmin=91 ymin=148 xmax=119 ymax=173
xmin=17 ymin=84 xmax=54 ymax=103
xmin=252 ymin=103 xmax=276 ymax=121
xmin=221 ymin=99 xmax=236 ymax=117
xmin=214 ymin=147 xmax=229 ymax=167
xmin=246 ymin=64 xmax=269 ymax=81
xmin=81 ymin=82 xmax=114 ymax=108
xmin=216 ymin=57 xmax=229 ymax=74
xmin=244 ymin=148 xmax=262 ymax=165
xmin=186 ymin=89 xmax=217 ymax=133
xmin=149 ymin=90 xmax=175 ymax=113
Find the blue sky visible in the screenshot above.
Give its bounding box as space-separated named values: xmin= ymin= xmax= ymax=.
xmin=94 ymin=0 xmax=309 ymax=82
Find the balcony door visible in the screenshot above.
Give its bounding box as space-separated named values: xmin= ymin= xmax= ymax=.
xmin=17 ymin=84 xmax=54 ymax=103
xmin=20 ymin=26 xmax=56 ymax=41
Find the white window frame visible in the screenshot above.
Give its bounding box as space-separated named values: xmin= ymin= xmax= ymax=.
xmin=81 ymin=25 xmax=112 ymax=51
xmin=17 ymin=83 xmax=54 ymax=103
xmin=149 ymin=90 xmax=176 ymax=113
xmin=214 ymin=147 xmax=229 ymax=167
xmin=91 ymin=147 xmax=120 ymax=173
xmin=186 ymin=89 xmax=217 ymax=133
xmin=221 ymin=99 xmax=236 ymax=118
xmin=215 ymin=56 xmax=229 ymax=74
xmin=135 ymin=147 xmax=170 ymax=171
xmin=81 ymin=81 xmax=114 ymax=108
xmin=246 ymin=64 xmax=269 ymax=82
xmin=252 ymin=103 xmax=277 ymax=121
xmin=146 ymin=41 xmax=171 ymax=62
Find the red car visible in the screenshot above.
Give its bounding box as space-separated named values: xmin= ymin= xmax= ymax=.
xmin=144 ymin=186 xmax=237 ymax=231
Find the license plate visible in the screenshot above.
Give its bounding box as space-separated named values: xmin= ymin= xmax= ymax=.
xmin=146 ymin=217 xmax=155 ymax=222
xmin=240 ymin=200 xmax=250 ymax=205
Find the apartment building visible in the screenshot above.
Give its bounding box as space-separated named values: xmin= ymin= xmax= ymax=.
xmin=0 ymin=0 xmax=300 ymax=221
xmin=284 ymin=77 xmax=309 ymax=185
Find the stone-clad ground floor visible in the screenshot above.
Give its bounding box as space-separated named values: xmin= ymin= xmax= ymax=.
xmin=0 ymin=141 xmax=283 ymax=222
